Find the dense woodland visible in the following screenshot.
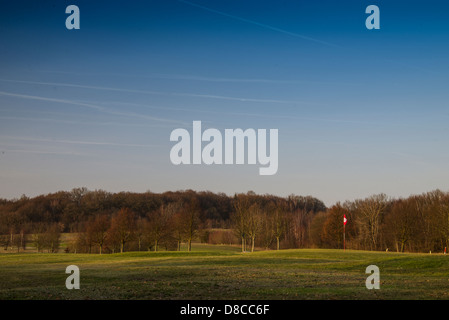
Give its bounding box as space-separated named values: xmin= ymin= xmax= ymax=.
xmin=1 ymin=188 xmax=449 ymax=254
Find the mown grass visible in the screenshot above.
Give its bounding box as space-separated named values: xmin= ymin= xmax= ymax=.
xmin=1 ymin=244 xmax=448 ymax=300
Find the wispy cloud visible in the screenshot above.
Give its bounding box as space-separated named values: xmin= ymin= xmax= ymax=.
xmin=178 ymin=0 xmax=340 ymax=48
xmin=173 ymin=92 xmax=322 ymax=105
xmin=34 ymin=70 xmax=359 ymax=87
xmin=0 ymin=79 xmax=324 ymax=106
xmin=106 ymin=101 xmax=395 ymax=128
xmin=3 ymin=149 xmax=84 ymax=156
xmin=0 ymin=136 xmax=159 ymax=148
xmin=0 ymin=115 xmax=156 ymax=128
xmin=0 ymin=90 xmax=188 ymax=125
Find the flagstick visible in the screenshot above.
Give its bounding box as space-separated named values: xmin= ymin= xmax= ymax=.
xmin=343 ymin=214 xmax=347 ymax=251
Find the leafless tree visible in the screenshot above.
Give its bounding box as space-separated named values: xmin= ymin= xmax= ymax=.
xmin=272 ymin=205 xmax=288 ymax=251
xmin=231 ymin=194 xmax=250 ymax=252
xmin=145 ymin=205 xmax=173 ymax=252
xmin=247 ymin=203 xmax=263 ymax=252
xmin=109 ymin=208 xmax=136 ymax=253
xmin=180 ymin=198 xmax=201 ymax=252
xmin=87 ymin=214 xmax=110 ymax=254
xmin=355 ymin=194 xmax=389 ymax=250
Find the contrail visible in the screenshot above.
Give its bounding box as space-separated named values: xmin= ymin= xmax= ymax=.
xmin=0 ymin=91 xmax=188 ymax=125
xmin=0 ymin=78 xmax=323 ymax=105
xmin=107 ymin=101 xmax=398 ymax=127
xmin=0 ymin=136 xmax=158 ymax=148
xmin=178 ymin=0 xmax=340 ymax=48
xmin=35 ymin=70 xmax=358 ymax=86
xmin=0 ymin=115 xmax=174 ymax=128
xmin=4 ymin=149 xmax=84 ymax=156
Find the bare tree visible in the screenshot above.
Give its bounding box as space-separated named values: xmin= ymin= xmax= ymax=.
xmin=355 ymin=194 xmax=389 ymax=250
xmin=87 ymin=214 xmax=110 ymax=254
xmin=145 ymin=205 xmax=172 ymax=252
xmin=321 ymin=203 xmax=349 ymax=249
xmin=231 ymin=194 xmax=250 ymax=252
xmin=259 ymin=209 xmax=274 ymax=249
xmin=135 ymin=216 xmax=146 ymax=252
xmin=272 ymin=205 xmax=288 ymax=250
xmin=384 ymin=199 xmax=419 ymax=252
xmin=45 ymin=223 xmax=61 ymax=253
xmin=247 ymin=203 xmax=262 ymax=252
xmin=180 ymin=198 xmax=201 ymax=252
xmin=109 ymin=208 xmax=136 ymax=253
xmin=12 ymin=227 xmax=27 ymax=253
xmin=171 ymin=212 xmax=184 ymax=251
xmin=32 ymin=223 xmax=47 ymax=253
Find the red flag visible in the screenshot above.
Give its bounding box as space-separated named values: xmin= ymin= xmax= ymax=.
xmin=343 ymin=214 xmax=347 ymax=226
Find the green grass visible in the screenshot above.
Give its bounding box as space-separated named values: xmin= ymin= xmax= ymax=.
xmin=1 ymin=244 xmax=448 ymax=300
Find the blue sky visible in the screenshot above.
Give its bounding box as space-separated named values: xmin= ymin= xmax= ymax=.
xmin=1 ymin=0 xmax=449 ymax=206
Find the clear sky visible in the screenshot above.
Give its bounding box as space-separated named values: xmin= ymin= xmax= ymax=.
xmin=1 ymin=0 xmax=449 ymax=206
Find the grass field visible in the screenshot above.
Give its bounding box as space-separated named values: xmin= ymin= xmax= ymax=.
xmin=1 ymin=244 xmax=448 ymax=300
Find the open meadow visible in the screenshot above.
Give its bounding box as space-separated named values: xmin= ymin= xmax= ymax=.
xmin=1 ymin=244 xmax=449 ymax=300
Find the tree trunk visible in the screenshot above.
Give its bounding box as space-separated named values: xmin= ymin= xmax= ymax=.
xmin=400 ymin=240 xmax=406 ymax=253
xmin=276 ymin=237 xmax=280 ymax=250
xmin=20 ymin=232 xmax=24 ymax=252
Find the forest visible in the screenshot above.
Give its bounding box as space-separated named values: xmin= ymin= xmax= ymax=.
xmin=0 ymin=188 xmax=448 ymax=254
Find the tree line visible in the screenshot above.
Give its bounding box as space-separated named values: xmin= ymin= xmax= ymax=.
xmin=0 ymin=188 xmax=448 ymax=253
